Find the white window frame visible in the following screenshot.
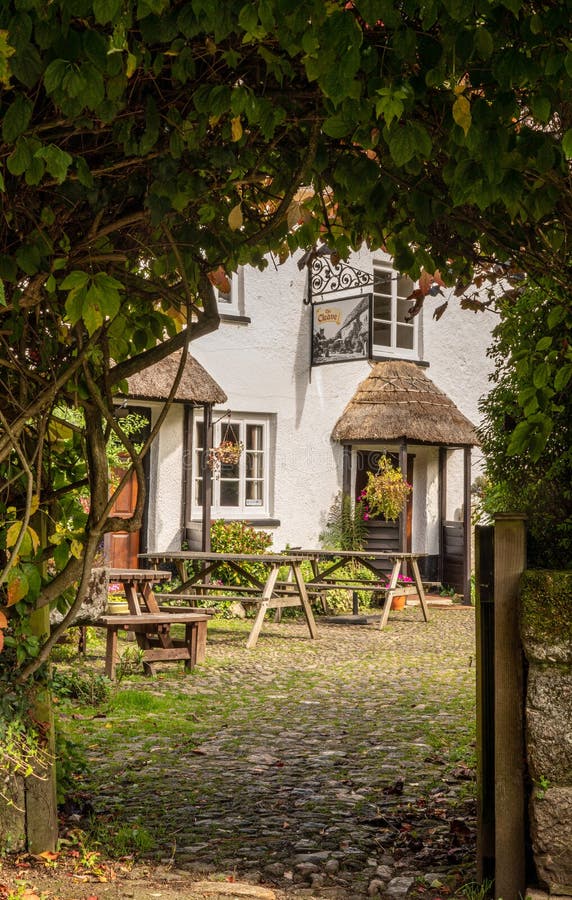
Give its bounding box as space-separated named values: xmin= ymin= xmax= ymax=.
xmin=216 ymin=269 xmax=242 ymax=316
xmin=371 ymin=262 xmax=419 ymax=359
xmin=191 ymin=411 xmax=270 ymax=519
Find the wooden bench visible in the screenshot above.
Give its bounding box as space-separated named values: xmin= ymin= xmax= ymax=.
xmin=95 ymin=612 xmax=209 ymax=681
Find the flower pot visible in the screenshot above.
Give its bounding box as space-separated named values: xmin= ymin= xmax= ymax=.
xmin=390 ymin=594 xmax=406 ymax=611
xmin=107 ymin=599 xmax=130 ymax=615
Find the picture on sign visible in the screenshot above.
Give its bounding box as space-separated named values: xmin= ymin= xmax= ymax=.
xmin=311 ymin=294 xmax=371 ymax=365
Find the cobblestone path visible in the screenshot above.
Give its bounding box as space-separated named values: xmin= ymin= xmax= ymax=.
xmin=77 ymin=607 xmax=477 ymax=898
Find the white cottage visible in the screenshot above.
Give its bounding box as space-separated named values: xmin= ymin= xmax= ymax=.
xmin=116 ymin=248 xmax=496 ymax=599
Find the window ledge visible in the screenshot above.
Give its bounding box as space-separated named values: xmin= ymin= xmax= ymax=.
xmin=192 ymin=517 xmax=280 ymax=527
xmin=219 ymin=314 xmax=251 ymax=324
xmin=370 ymin=354 xmax=429 ymax=367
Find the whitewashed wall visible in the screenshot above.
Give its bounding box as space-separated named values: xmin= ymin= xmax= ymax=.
xmin=148 ymin=248 xmax=496 ymax=553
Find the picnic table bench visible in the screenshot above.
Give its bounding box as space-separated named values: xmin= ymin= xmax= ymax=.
xmin=140 ymin=552 xmax=319 ymax=649
xmin=93 ymin=568 xmax=209 ymax=679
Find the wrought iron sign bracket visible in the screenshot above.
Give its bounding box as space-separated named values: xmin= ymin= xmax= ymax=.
xmin=303 ymin=253 xmax=374 ymax=305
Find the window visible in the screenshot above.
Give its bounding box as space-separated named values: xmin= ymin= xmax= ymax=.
xmin=192 ymin=413 xmax=270 ymax=517
xmin=372 ymin=263 xmax=418 ymax=358
xmin=216 ymin=270 xmax=241 ymax=316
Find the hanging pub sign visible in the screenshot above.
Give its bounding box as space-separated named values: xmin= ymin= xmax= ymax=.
xmin=311 ymin=293 xmax=371 ymax=366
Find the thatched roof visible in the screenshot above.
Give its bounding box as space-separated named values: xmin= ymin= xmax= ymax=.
xmin=332 ymin=361 xmax=479 ymax=446
xmin=125 ymin=350 xmax=227 ymax=405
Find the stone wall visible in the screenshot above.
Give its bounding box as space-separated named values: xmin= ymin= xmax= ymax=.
xmin=520 ymin=570 xmax=572 ymax=895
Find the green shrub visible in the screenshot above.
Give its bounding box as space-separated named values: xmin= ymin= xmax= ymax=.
xmin=319 ymin=492 xmax=366 ymax=551
xmin=209 ymin=520 xmax=273 ymax=586
xmin=478 ymin=280 xmax=572 ymax=567
xmin=52 ymin=668 xmax=111 ymax=706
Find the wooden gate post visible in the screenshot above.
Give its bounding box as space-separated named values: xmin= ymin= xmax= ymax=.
xmin=475 ymin=524 xmax=495 ymax=885
xmin=493 ymin=513 xmax=527 ymax=900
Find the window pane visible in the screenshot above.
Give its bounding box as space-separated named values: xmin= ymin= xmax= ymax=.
xmin=373 ymin=296 xmax=391 ymax=321
xmin=396 ymin=323 xmax=414 ymax=349
xmin=220 ymin=460 xmax=239 ymax=478
xmin=195 ymin=421 xmax=204 ymax=449
xmin=397 ymin=297 xmax=412 ymax=324
xmin=222 ymin=422 xmax=240 ymax=444
xmin=246 ymin=452 xmax=263 ymax=478
xmin=247 ymin=424 xmax=263 ymax=450
xmin=195 ymin=477 xmax=203 ymax=506
xmin=374 ymin=269 xmax=391 ymax=293
xmin=373 ymin=321 xmax=391 ymax=347
xmin=397 ymin=274 xmax=414 ymax=300
xmin=246 ymin=480 xmax=264 ymax=504
xmin=220 ymin=480 xmax=239 ymax=506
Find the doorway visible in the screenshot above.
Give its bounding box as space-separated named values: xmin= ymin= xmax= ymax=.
xmin=104 ymin=406 xmax=151 ymax=568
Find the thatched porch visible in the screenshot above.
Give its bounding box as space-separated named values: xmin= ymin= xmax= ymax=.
xmin=332 ymin=361 xmax=480 ymax=600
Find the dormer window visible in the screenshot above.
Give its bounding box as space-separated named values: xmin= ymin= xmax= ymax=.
xmin=372 ymin=263 xmax=418 ymax=359
xmin=217 ymin=270 xmax=242 ymax=316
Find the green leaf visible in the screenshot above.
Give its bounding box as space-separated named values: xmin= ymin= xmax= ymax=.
xmin=452 ymin=94 xmax=472 ymax=135
xmin=60 ymin=270 xmax=90 ymax=291
xmin=532 ymin=362 xmax=550 ymax=388
xmin=563 ymin=128 xmax=572 ymax=160
xmin=2 ymin=94 xmax=33 ymax=143
xmin=43 ymin=58 xmax=68 ymax=93
xmin=535 ymin=336 xmax=552 ymax=352
xmin=83 ymin=286 xmax=104 ymax=334
xmin=53 ymin=540 xmax=70 ymax=570
xmin=35 ymin=144 xmax=73 ymax=183
xmin=474 ymin=28 xmax=493 ymax=59
xmin=15 ymin=243 xmax=41 ymax=275
xmin=388 ymin=125 xmax=417 ymax=166
xmin=75 ymin=156 xmax=94 ymax=187
xmin=530 ymin=95 xmax=551 ymax=124
xmin=7 ymin=136 xmax=32 ymax=176
xmin=93 ymin=0 xmax=121 ymax=24
xmin=554 ymin=364 xmax=572 ymax=392
xmin=64 ymin=284 xmax=87 ymax=325
xmin=507 ymin=420 xmax=531 ymax=456
xmin=322 ymin=115 xmax=353 ymax=138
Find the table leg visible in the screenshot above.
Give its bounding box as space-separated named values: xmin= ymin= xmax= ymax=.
xmin=245 ymin=565 xmax=280 ymax=649
xmin=124 ymin=582 xmax=142 ymax=614
xmin=291 ymin=563 xmax=318 ymax=639
xmin=380 ymin=560 xmax=401 ymax=628
xmin=105 ymin=626 xmax=119 ymax=680
xmin=411 ymin=558 xmax=430 ymax=622
xmin=142 ymin=582 xmax=160 ymax=613
xmin=185 ymin=620 xmax=207 ymax=667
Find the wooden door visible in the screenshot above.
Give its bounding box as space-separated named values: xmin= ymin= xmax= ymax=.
xmin=104 ymin=407 xmax=151 ymax=568
xmin=355 ymin=450 xmax=414 ymax=555
xmin=105 ymin=469 xmax=140 ymax=568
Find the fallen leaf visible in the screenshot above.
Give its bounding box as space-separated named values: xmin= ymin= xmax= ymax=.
xmin=38 ymin=850 xmax=60 ymax=861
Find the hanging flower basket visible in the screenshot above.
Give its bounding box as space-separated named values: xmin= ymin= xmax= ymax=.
xmin=360 ymin=455 xmax=412 ymax=521
xmin=207 ymin=440 xmax=244 ymax=469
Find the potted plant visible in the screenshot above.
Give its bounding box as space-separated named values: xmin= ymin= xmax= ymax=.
xmin=359 ymin=455 xmax=412 ymax=521
xmin=207 ymin=440 xmax=244 ymax=471
xmin=106 ymin=581 xmax=129 ymax=614
xmin=386 ymin=574 xmax=415 ymax=610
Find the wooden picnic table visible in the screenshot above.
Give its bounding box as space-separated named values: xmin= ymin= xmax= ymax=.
xmin=291 ymin=549 xmax=430 ymax=627
xmin=95 ymin=568 xmax=209 ymax=679
xmin=140 ymin=552 xmax=319 ymax=649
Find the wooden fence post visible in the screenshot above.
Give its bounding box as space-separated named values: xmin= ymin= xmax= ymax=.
xmin=475 ymin=524 xmax=495 ymax=886
xmin=493 ymin=513 xmax=527 ymax=900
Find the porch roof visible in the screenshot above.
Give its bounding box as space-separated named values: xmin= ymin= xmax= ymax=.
xmin=125 ymin=349 xmax=227 ymax=405
xmin=331 ymin=360 xmax=479 ymax=447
